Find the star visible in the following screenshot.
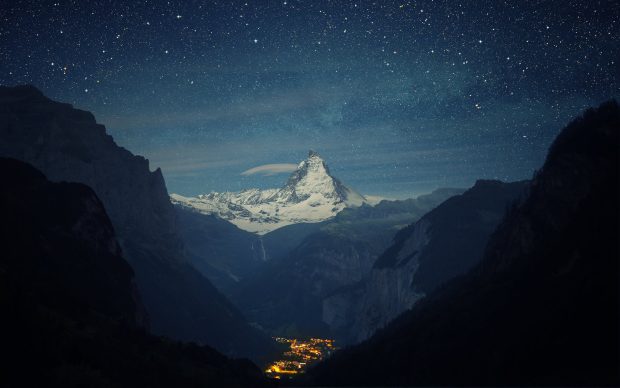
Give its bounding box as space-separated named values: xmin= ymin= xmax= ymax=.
xmin=0 ymin=0 xmax=615 ymax=197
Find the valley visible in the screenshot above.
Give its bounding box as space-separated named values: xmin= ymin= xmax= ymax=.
xmin=0 ymin=85 xmax=617 ymax=387
xmin=172 ymin=150 xmax=466 ymax=343
xmin=264 ymin=337 xmax=337 ymax=380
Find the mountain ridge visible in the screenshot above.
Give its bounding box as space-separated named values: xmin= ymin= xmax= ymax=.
xmin=171 ymin=150 xmax=367 ymax=234
xmin=0 ymin=157 xmax=269 ymax=387
xmin=0 ymin=84 xmax=275 ymax=362
xmin=306 ymin=100 xmax=620 ymax=386
xmin=229 ymin=187 xmax=463 ymax=338
xmin=322 ymin=179 xmax=529 ymax=344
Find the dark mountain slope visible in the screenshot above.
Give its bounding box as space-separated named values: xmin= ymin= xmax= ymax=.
xmin=307 ymin=100 xmax=619 ymax=386
xmin=326 ymin=179 xmax=527 ymax=344
xmin=0 ymin=85 xmax=274 ymax=361
xmin=260 ymin=221 xmax=327 ymax=262
xmin=231 ymin=188 xmax=462 ymax=337
xmin=375 ymin=179 xmax=528 ymax=292
xmin=174 ymin=206 xmax=268 ymax=294
xmin=0 ymin=158 xmax=268 ymax=387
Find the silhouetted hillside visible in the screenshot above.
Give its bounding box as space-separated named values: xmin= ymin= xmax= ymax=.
xmin=326 ymin=179 xmax=527 ymax=344
xmin=0 ymin=85 xmax=275 ymax=361
xmin=0 ymin=158 xmax=270 ymax=387
xmin=306 ymin=100 xmax=620 ymax=386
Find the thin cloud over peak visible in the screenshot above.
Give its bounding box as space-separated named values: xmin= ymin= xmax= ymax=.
xmin=241 ymin=163 xmax=298 ymax=176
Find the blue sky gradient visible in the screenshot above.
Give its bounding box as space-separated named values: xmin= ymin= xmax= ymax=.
xmin=1 ymin=0 xmax=618 ymax=197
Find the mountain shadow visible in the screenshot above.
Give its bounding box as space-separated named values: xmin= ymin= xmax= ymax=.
xmin=305 ymin=100 xmax=620 ymax=386
xmin=325 ymin=179 xmax=528 ymax=345
xmin=0 ymin=157 xmax=270 ymax=387
xmin=174 ymin=206 xmax=269 ymax=294
xmin=0 ymin=85 xmax=276 ymax=361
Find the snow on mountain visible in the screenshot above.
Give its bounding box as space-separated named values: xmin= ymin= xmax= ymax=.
xmin=171 ymin=150 xmax=368 ymax=234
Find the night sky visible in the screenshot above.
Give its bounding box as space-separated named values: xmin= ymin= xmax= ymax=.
xmin=1 ymin=1 xmax=618 ymax=198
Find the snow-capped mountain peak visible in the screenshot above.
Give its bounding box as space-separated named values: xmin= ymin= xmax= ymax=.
xmin=171 ymin=151 xmax=367 ymax=234
xmin=276 ymin=150 xmax=354 ymax=204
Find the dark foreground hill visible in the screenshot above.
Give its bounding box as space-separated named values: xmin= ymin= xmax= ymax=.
xmin=0 ymin=157 xmax=269 ymax=387
xmin=0 ymin=85 xmax=275 ymax=361
xmin=306 ymin=100 xmax=620 ymax=386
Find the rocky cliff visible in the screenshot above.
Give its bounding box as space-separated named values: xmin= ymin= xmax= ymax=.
xmin=324 ymin=180 xmax=528 ymax=344
xmin=0 ymin=85 xmax=274 ymax=361
xmin=0 ymin=157 xmax=270 ymax=387
xmin=0 ymin=157 xmax=144 ymax=329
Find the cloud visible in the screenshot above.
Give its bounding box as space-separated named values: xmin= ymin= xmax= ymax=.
xmin=241 ymin=163 xmax=298 ymax=176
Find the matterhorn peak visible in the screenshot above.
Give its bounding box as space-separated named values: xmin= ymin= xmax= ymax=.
xmin=297 ymin=149 xmax=330 ymax=174
xmin=279 ymin=151 xmax=339 ymax=203
xmin=308 ymin=149 xmax=321 ymax=158
xmin=171 ymin=151 xmax=367 ymax=234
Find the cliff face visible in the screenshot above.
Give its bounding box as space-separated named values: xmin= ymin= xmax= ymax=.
xmin=0 ymin=85 xmax=273 ymax=360
xmin=0 ymin=157 xmax=143 ymax=328
xmin=308 ymin=101 xmax=620 ymax=386
xmin=324 ymin=180 xmax=528 ymax=344
xmin=323 ymin=220 xmax=429 ymax=343
xmin=0 ymin=157 xmax=269 ymax=387
xmin=0 ymin=85 xmax=179 ymax=260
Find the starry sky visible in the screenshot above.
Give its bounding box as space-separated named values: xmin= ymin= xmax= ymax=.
xmin=1 ymin=0 xmax=618 ymax=198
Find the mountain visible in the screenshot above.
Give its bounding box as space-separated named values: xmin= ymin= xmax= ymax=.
xmin=230 ymin=188 xmax=463 ymax=338
xmin=323 ymin=179 xmax=528 ymax=345
xmin=0 ymin=85 xmax=275 ymax=361
xmin=0 ymin=157 xmax=269 ymax=387
xmin=171 ymin=150 xmax=368 ymax=234
xmin=175 ymin=203 xmax=335 ymax=296
xmin=174 ymin=206 xmax=268 ymax=293
xmin=306 ymin=100 xmax=620 ymax=385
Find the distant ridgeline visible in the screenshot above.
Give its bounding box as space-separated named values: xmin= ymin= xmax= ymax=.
xmin=170 ymin=138 xmax=528 ymax=346
xmin=306 ymin=101 xmax=619 ymax=386
xmin=171 ymin=146 xmax=470 ymax=340
xmin=171 ymin=150 xmax=369 ymax=235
